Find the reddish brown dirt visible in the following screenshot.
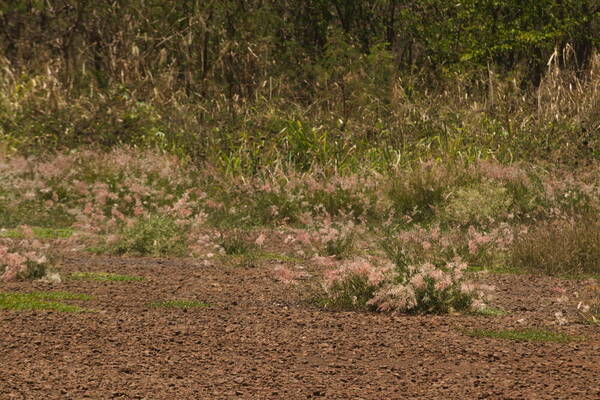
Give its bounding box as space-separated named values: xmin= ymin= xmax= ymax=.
xmin=1 ymin=255 xmax=599 ymax=399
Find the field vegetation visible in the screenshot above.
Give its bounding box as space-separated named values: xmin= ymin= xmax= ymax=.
xmin=1 ymin=1 xmax=599 ymax=322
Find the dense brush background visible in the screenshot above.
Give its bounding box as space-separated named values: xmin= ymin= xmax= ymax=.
xmin=1 ymin=1 xmax=600 ymax=317
xmin=1 ymin=0 xmax=599 ymax=170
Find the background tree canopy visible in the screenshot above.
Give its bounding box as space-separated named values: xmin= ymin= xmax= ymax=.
xmin=0 ymin=1 xmax=599 ymax=167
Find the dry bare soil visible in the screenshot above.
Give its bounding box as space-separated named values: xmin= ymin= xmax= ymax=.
xmin=1 ymin=255 xmax=599 ymax=399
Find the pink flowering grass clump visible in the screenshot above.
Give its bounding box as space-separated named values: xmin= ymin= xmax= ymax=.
xmin=273 ymin=265 xmax=305 ymax=285
xmin=368 ymin=261 xmax=493 ymax=314
xmin=319 ymin=227 xmax=494 ymax=314
xmin=281 ymin=214 xmax=361 ymax=260
xmin=321 ymin=258 xmax=392 ymax=311
xmin=0 ymin=238 xmax=52 ymax=282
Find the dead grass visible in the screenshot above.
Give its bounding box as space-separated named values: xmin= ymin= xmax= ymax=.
xmin=510 ymin=216 xmax=600 ymax=276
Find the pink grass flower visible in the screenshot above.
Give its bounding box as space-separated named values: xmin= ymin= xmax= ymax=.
xmin=550 ymin=287 xmax=567 ymax=295
xmin=410 ymin=273 xmax=426 ymax=289
xmin=18 ymin=225 xmax=35 ymax=239
xmin=273 ymin=265 xmax=298 ymax=285
xmin=254 ymin=233 xmax=266 ymax=247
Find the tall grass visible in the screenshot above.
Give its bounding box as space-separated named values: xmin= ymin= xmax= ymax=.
xmin=1 ymin=51 xmax=599 ymax=171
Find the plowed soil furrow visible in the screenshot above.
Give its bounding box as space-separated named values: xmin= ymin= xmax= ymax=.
xmin=1 ymin=256 xmax=599 ymax=399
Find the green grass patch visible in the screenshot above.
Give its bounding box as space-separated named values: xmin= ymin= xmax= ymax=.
xmin=0 ymin=202 xmax=74 ymax=229
xmin=149 ymin=300 xmax=209 ymax=309
xmin=218 ymin=250 xmax=303 ymax=268
xmin=69 ymin=272 xmax=145 ymax=282
xmin=473 ymin=307 xmax=510 ymax=317
xmin=254 ymin=251 xmax=304 ymax=263
xmin=109 ymin=214 xmax=189 ymax=257
xmin=0 ymin=291 xmax=92 ymax=312
xmin=0 ymin=226 xmax=74 ymax=239
xmin=462 ymin=328 xmax=583 ymax=343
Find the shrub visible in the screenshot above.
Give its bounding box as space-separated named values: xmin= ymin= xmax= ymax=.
xmin=510 ymin=216 xmax=600 ymax=276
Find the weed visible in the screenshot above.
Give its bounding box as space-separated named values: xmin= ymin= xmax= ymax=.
xmin=321 ymin=273 xmax=380 ymax=311
xmin=320 ymin=223 xmax=356 ymax=259
xmin=387 ymin=163 xmax=454 ymax=223
xmin=0 ymin=241 xmax=52 ymax=282
xmin=577 ymin=282 xmax=600 ymax=326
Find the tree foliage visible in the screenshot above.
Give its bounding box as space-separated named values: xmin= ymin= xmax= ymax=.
xmin=1 ymin=0 xmax=597 ymax=95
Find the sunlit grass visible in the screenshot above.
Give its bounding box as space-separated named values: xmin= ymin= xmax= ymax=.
xmin=473 ymin=307 xmax=510 ymax=317
xmin=217 ymin=249 xmax=304 ymax=268
xmin=0 ymin=291 xmax=92 ymax=312
xmin=69 ymin=272 xmax=145 ymax=282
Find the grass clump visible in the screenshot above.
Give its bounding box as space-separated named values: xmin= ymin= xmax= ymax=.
xmin=510 ymin=216 xmax=600 ymax=276
xmin=321 ymin=225 xmax=356 ymax=259
xmin=69 ymin=272 xmax=145 ymax=282
xmin=149 ymin=300 xmax=209 ymax=309
xmin=321 ymin=272 xmax=380 ymax=311
xmin=462 ymin=328 xmax=583 ymax=343
xmin=319 ymin=252 xmax=489 ymax=315
xmin=0 ymin=291 xmax=91 ymax=312
xmin=110 ymin=214 xmax=188 ymax=257
xmin=217 ymin=229 xmax=254 ymax=255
